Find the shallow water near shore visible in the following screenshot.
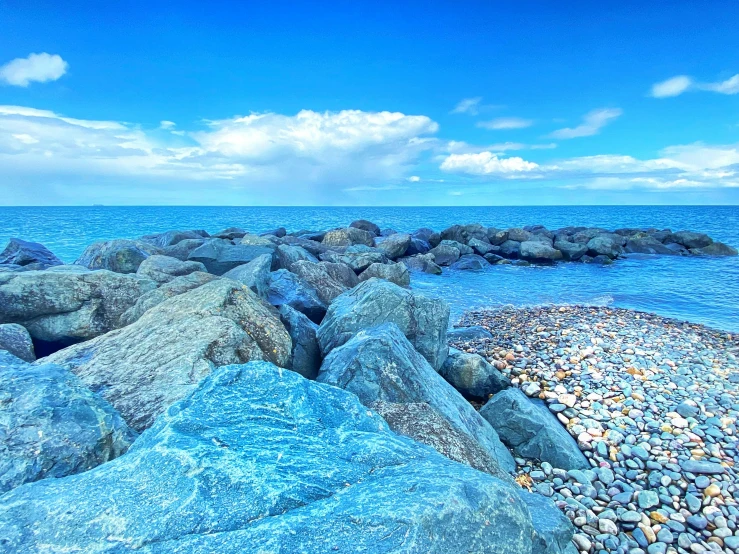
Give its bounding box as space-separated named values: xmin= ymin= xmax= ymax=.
xmin=2 ymin=205 xmax=738 ymax=331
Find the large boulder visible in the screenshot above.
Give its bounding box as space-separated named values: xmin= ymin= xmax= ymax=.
xmin=519 ymin=241 xmax=563 ymax=263
xmin=0 ymin=238 xmax=63 ymax=270
xmin=0 ymin=324 xmax=35 ymax=362
xmin=480 ymin=388 xmax=589 ymax=470
xmin=520 ymin=491 xmax=577 ymax=554
xmin=553 ymin=240 xmax=588 ymax=261
xmin=279 ymin=305 xmax=321 ymax=379
xmin=0 ymin=362 xmax=538 ymax=554
xmin=666 ymin=230 xmax=713 ymax=249
xmin=187 ymin=239 xmax=274 ymax=275
xmin=349 ymin=219 xmax=381 ymax=236
xmin=441 ymin=239 xmax=473 ymax=255
xmin=280 ymin=235 xmax=330 ymax=257
xmin=161 ymin=238 xmax=206 ymax=261
xmin=370 ymin=401 xmax=511 ymax=480
xmin=135 ymin=255 xmax=206 ymax=284
xmin=289 ymin=261 xmax=350 ymax=304
xmin=450 ymin=254 xmax=489 ymax=270
xmin=318 ymin=323 xmax=515 ymax=472
xmin=358 ymin=262 xmax=410 ymax=287
xmin=507 ymin=228 xmax=533 ymax=242
xmin=239 ymin=233 xmax=278 ymax=250
xmin=499 ymin=240 xmax=521 ymax=259
xmin=119 ymin=272 xmax=219 ymax=325
xmin=317 ymin=278 xmax=449 ymax=371
xmin=43 ymin=279 xmax=291 ymax=431
xmin=0 ymin=268 xmax=156 ymax=350
xmin=338 ymin=245 xmax=387 ymax=272
xmin=406 ymin=236 xmax=431 ymax=255
xmin=624 ymin=236 xmax=679 ymax=255
xmin=75 ymin=239 xmax=163 ymax=273
xmin=212 ymin=226 xmax=246 ymax=240
xmin=322 ymin=227 xmax=375 ymax=247
xmin=221 ymin=253 xmax=272 ymax=299
xmin=267 ymin=269 xmax=326 ymax=323
xmin=428 ymin=243 xmax=460 ymax=266
xmin=139 ymin=229 xmax=208 ymax=248
xmin=692 ymin=242 xmax=738 ymax=256
xmin=0 ymin=351 xmax=135 ymax=494
xmin=468 ymin=237 xmax=495 ymax=256
xmin=440 ymin=349 xmax=510 ymax=401
xmin=276 ymin=244 xmax=318 ymax=270
xmin=319 ymin=260 xmax=359 ymax=288
xmin=586 ymin=235 xmax=623 ymax=258
xmin=376 ymin=233 xmax=411 ymax=259
xmin=399 ymin=254 xmax=442 ymax=274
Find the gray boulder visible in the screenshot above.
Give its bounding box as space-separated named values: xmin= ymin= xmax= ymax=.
xmin=488 ymin=229 xmax=510 ymax=245
xmin=221 ymin=253 xmax=272 ymax=299
xmin=406 ymin=236 xmax=431 ymax=255
xmin=624 ymin=236 xmax=679 ymax=255
xmin=279 ymin=305 xmax=321 ymax=379
xmin=468 ymin=237 xmax=495 ymax=256
xmin=440 ymin=348 xmax=510 ymax=400
xmin=289 ymin=261 xmax=350 ymax=304
xmin=0 ymin=324 xmax=35 ymax=362
xmin=0 ymin=351 xmax=135 ymax=494
xmin=369 ymin=401 xmax=512 ymax=480
xmin=428 ymin=243 xmax=460 ymax=266
xmin=319 ymin=260 xmax=359 ymax=287
xmin=280 ymin=235 xmax=330 ymax=257
xmin=499 ymin=240 xmax=521 ymax=258
xmin=260 ymin=227 xmax=286 ymax=238
xmin=586 ymin=235 xmax=623 ymax=258
xmin=322 ymin=227 xmax=375 ymax=247
xmin=161 ymin=238 xmax=206 ymax=261
xmin=450 ymin=254 xmax=489 ymax=270
xmin=0 ymin=238 xmax=63 ymax=269
xmin=399 ymin=253 xmax=442 ymax=274
xmin=135 ymin=255 xmax=206 ymax=284
xmin=212 ymin=226 xmax=247 ymax=240
xmin=441 ymin=239 xmax=473 ymax=255
xmin=520 ymin=491 xmax=577 ymax=554
xmin=139 ymin=229 xmax=208 ymax=248
xmin=338 ymin=244 xmax=387 ymax=272
xmin=267 ymin=269 xmax=326 ymax=323
xmin=276 ymin=244 xmax=318 ymax=270
xmin=75 ymin=239 xmax=163 ymax=273
xmin=692 ymin=242 xmax=738 ymax=256
xmin=188 ymin=240 xmax=275 ymax=275
xmin=0 ymin=268 xmax=156 ymax=349
xmin=553 ymin=240 xmax=588 ymax=261
xmin=519 ymin=241 xmax=563 ymax=263
xmin=43 ymin=279 xmax=291 ymax=431
xmin=0 ymin=361 xmax=537 ymax=554
xmin=239 ymin=233 xmax=279 ymax=250
xmin=376 ymin=233 xmax=411 ymax=259
xmin=667 ymin=230 xmax=713 ymax=249
xmin=317 ymin=278 xmax=449 ymax=371
xmin=318 ymin=323 xmax=515 ymax=472
xmin=358 ymin=262 xmax=410 ymax=287
xmin=480 ymin=388 xmax=589 ymax=470
xmin=447 ymin=325 xmax=493 ymax=342
xmin=508 ymin=228 xmax=533 ymax=242
xmin=440 ymin=224 xmax=467 ymax=244
xmin=349 ymin=219 xmax=381 ymax=236
xmin=119 ymin=272 xmax=219 ymax=325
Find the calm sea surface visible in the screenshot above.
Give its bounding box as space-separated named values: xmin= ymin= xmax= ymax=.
xmin=2 ymin=206 xmax=738 ymax=332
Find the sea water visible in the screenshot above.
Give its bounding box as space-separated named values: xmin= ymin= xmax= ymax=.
xmin=2 ymin=205 xmax=738 ymax=331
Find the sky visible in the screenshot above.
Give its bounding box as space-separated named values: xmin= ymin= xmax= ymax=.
xmin=0 ymin=0 xmax=738 ymax=206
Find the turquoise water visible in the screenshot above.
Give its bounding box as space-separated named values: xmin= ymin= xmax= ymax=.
xmin=1 ymin=206 xmax=738 ymax=331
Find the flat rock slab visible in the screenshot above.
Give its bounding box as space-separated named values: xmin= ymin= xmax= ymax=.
xmin=0 ymin=362 xmax=538 ymax=554
xmin=0 ymin=351 xmax=135 ymax=494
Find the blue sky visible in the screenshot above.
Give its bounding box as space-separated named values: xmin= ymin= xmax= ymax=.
xmin=1 ymin=0 xmax=738 ymax=205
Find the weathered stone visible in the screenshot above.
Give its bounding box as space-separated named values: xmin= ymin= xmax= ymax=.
xmin=0 ymin=351 xmax=135 ymax=494
xmin=405 ymin=236 xmax=431 ymax=255
xmin=161 ymin=238 xmax=206 ymax=261
xmin=338 ymin=245 xmax=387 ymax=272
xmin=624 ymin=236 xmax=679 ymax=255
xmin=468 ymin=237 xmax=495 ymax=256
xmin=0 ymin=324 xmax=35 ymax=362
xmin=586 ymin=235 xmax=623 ymax=258
xmin=139 ymin=229 xmax=208 ymax=248
xmin=280 ymin=235 xmax=330 ymax=257
xmin=399 ymin=254 xmax=442 ymax=274
xmin=188 ymin=240 xmax=275 ymax=275
xmin=318 ymin=323 xmax=515 ymax=472
xmin=278 ymin=305 xmax=321 ymax=379
xmin=135 ymin=255 xmax=206 ymax=284
xmin=317 ymin=278 xmax=449 ymax=371
xmin=0 ymin=238 xmax=63 ymax=269
xmin=322 ymin=227 xmax=375 ymax=247
xmin=450 ymin=254 xmax=490 ymax=270
xmin=75 ymin=239 xmax=163 ymax=273
xmin=349 ymin=219 xmax=381 ymax=236
xmin=508 ymin=228 xmax=533 ymax=242
xmin=289 ymin=261 xmax=350 ymax=304
xmin=481 ymin=388 xmax=589 ymax=470
xmin=440 ymin=348 xmax=510 ymax=400
xmin=667 ymin=231 xmax=713 ymax=249
xmin=221 ymin=254 xmax=272 ymax=299
xmin=519 ymin=241 xmax=563 ymax=263
xmin=428 ymin=243 xmax=460 ymax=266
xmin=441 ymin=240 xmax=473 ymax=255
xmin=0 ymin=268 xmax=156 ymax=349
xmin=499 ymin=240 xmax=521 ymax=258
xmin=43 ymin=279 xmax=291 ymax=431
xmin=358 ymin=262 xmax=410 ymax=287
xmin=212 ymin=227 xmax=247 ymax=240
xmin=692 ymin=242 xmax=738 ymax=256
xmin=376 ymin=233 xmax=411 ymax=259
xmin=318 ymin=261 xmax=359 ymax=288
xmin=0 ymin=362 xmax=536 ymax=554
xmin=260 ymin=227 xmax=286 ymax=238
xmin=520 ymin=490 xmax=576 ymax=554
xmin=553 ymin=240 xmax=588 ymax=261
xmin=276 ymin=244 xmax=318 ymax=270
xmin=488 ymin=229 xmax=509 ymax=246
xmin=267 ymin=269 xmax=326 ymax=323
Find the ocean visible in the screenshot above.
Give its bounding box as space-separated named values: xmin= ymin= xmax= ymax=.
xmin=2 ymin=205 xmax=738 ymax=332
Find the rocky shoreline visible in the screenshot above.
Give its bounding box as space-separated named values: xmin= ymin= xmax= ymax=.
xmin=0 ymin=219 xmax=737 ymax=554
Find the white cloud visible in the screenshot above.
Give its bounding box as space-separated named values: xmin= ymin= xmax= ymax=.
xmin=700 ymin=74 xmax=739 ymax=95
xmin=407 ymin=175 xmax=421 ymax=182
xmin=0 ymin=53 xmax=68 ymax=87
xmin=650 ymin=75 xmax=693 ymax=98
xmin=450 ymin=97 xmax=482 ymax=115
xmin=440 ymin=151 xmax=539 ymax=175
xmin=477 ymin=117 xmax=533 ymax=130
xmin=548 ymin=108 xmax=622 ymax=139
xmin=159 ymin=120 xmax=176 ymax=130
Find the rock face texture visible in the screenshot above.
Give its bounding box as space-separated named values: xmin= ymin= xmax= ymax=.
xmin=0 ymin=324 xmax=35 ymax=362
xmin=357 ymin=261 xmax=410 ymax=287
xmin=278 ymin=305 xmax=322 ymax=379
xmin=0 ymin=362 xmax=539 ymax=554
xmin=481 ymin=388 xmax=589 ymax=470
xmin=317 ymin=323 xmax=515 ymax=473
xmin=317 ymin=278 xmax=449 ymax=371
xmin=376 ymin=233 xmax=411 ymax=259
xmin=322 ymin=226 xmax=375 ymax=247
xmin=187 ymin=240 xmax=274 ymax=275
xmin=0 ymin=268 xmax=157 ymax=348
xmin=520 ymin=491 xmax=577 ymax=554
xmin=0 ymin=238 xmax=63 ymax=270
xmin=221 ymin=254 xmax=272 ymax=299
xmin=139 ymin=229 xmax=209 ymax=248
xmin=0 ymin=351 xmax=135 ymax=494
xmin=267 ymin=269 xmax=326 ymax=323
xmin=289 ymin=260 xmax=351 ymax=304
xmin=135 ymin=255 xmax=206 ymax=284
xmin=440 ymin=348 xmax=510 ymax=400
xmin=43 ymin=279 xmax=291 ymax=431
xmin=75 ymin=239 xmax=163 ymax=273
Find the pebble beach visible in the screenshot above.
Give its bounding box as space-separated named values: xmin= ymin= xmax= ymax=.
xmin=453 ymin=305 xmax=739 ymax=554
